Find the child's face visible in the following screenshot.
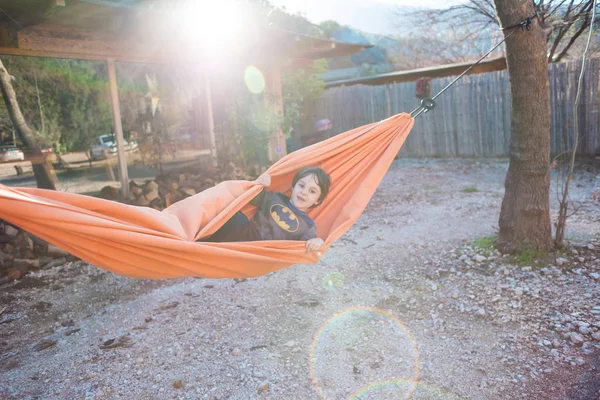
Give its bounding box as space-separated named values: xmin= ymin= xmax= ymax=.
xmin=291 ymin=174 xmax=322 ymax=211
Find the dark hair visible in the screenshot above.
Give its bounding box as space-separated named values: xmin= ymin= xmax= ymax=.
xmin=292 ymin=166 xmax=331 ymax=205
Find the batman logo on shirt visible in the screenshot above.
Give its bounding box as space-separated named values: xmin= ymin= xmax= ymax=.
xmin=269 ymin=204 xmax=299 ymax=233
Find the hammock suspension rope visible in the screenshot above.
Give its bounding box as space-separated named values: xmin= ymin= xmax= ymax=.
xmin=410 ymin=14 xmax=536 ymax=119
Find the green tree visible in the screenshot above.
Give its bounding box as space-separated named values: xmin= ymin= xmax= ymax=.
xmin=0 ymin=58 xmax=58 ymax=190
xmin=281 ymin=59 xmax=328 ymax=137
xmin=320 ymin=20 xmax=343 ymax=38
xmin=250 ymin=0 xmax=325 ymax=38
xmin=0 ymin=57 xmax=112 ymax=154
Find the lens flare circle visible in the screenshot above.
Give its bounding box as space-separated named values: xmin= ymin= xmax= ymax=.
xmin=350 ymin=378 xmax=465 ymax=400
xmin=309 ymin=306 xmax=421 ymax=400
xmin=244 ymin=66 xmax=265 ymax=94
xmin=322 ymin=271 xmax=345 ymax=289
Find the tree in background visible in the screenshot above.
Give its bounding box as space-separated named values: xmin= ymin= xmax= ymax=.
xmin=281 ymin=59 xmax=328 ymax=148
xmin=213 ymin=58 xmax=327 ymax=170
xmin=257 ymin=2 xmax=324 ymax=37
xmin=0 ymin=58 xmax=58 ymax=190
xmin=0 ymin=57 xmax=112 ymax=155
xmin=320 ymin=20 xmax=342 ymax=39
xmin=52 ymin=61 xmax=112 ymax=155
xmin=396 ymin=0 xmax=599 ymax=64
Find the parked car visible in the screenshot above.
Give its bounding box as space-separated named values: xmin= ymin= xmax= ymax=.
xmin=22 ymin=144 xmax=54 ymax=158
xmin=40 ymin=146 xmax=53 ymax=155
xmin=19 ymin=144 xmax=57 ymax=164
xmin=90 ymin=134 xmax=138 ymax=160
xmin=0 ymin=145 xmax=24 ymax=162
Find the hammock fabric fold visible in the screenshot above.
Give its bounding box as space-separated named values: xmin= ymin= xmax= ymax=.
xmin=0 ymin=113 xmax=414 ymax=279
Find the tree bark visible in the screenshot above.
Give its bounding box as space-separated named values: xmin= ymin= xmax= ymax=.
xmin=0 ymin=58 xmax=58 ymax=190
xmin=493 ymin=1 xmax=553 ymax=252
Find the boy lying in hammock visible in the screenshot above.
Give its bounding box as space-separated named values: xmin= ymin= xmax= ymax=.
xmin=202 ymin=167 xmax=330 ymax=252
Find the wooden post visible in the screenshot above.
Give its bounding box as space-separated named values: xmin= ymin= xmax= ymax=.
xmin=369 ymin=90 xmax=375 ymax=122
xmin=385 ymin=83 xmax=392 ymax=117
xmin=263 ymin=63 xmax=286 ymax=162
xmin=106 ymin=157 xmax=116 ymax=182
xmin=106 ymin=58 xmax=129 ymax=199
xmin=201 ymin=71 xmax=217 ymax=166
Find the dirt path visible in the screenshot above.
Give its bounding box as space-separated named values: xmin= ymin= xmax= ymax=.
xmin=1 ymin=158 xmax=599 ymax=400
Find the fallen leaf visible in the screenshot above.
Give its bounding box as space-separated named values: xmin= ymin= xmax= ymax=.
xmin=154 ymin=301 xmax=179 ymax=312
xmin=64 ymin=328 xmax=80 ymax=336
xmin=34 ymin=339 xmax=57 ymax=351
xmin=172 ymin=380 xmax=184 ymax=389
xmin=100 ymin=335 xmax=133 ymax=350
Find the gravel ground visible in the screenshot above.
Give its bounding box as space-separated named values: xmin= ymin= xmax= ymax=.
xmin=1 ymin=158 xmax=599 ymax=400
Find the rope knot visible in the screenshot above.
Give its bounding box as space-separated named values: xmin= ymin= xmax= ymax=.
xmin=520 ymin=17 xmax=533 ymax=31
xmin=503 ymin=14 xmax=536 ymax=31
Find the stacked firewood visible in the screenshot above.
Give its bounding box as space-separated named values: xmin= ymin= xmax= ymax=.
xmin=0 ymin=220 xmax=70 ymax=282
xmin=103 ymin=163 xmax=259 ymax=211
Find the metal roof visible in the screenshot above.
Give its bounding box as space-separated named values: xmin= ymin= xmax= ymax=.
xmin=325 ymin=56 xmax=507 ymax=88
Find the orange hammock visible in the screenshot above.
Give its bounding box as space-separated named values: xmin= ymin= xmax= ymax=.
xmin=0 ymin=113 xmax=414 ymax=279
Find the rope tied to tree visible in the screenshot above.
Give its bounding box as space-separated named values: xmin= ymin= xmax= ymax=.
xmin=410 ymin=14 xmax=537 ymax=119
xmin=502 ymin=14 xmax=536 ymax=31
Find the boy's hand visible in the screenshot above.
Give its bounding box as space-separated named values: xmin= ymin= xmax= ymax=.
xmin=256 ymin=173 xmax=271 ymax=187
xmin=306 ymin=238 xmax=324 ymax=253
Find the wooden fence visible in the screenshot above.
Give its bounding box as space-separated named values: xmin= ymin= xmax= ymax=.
xmin=318 ymin=58 xmax=600 ymax=157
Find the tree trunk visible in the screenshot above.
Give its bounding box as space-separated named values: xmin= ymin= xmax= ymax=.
xmin=0 ymin=58 xmax=58 ymax=190
xmin=493 ymin=1 xmax=553 ymax=253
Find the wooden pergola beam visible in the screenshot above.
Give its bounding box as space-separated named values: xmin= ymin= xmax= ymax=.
xmin=0 ymin=22 xmax=179 ymax=64
xmin=326 ymin=57 xmax=508 ymax=88
xmin=0 ymin=46 xmax=174 ymax=64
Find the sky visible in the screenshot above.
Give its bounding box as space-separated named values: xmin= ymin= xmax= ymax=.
xmin=268 ymin=0 xmax=466 ymax=35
